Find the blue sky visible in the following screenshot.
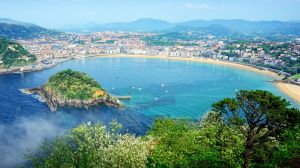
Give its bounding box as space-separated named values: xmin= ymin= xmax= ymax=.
xmin=0 ymin=0 xmax=299 ymax=28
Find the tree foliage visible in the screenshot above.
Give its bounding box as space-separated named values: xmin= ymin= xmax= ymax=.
xmin=212 ymin=90 xmax=300 ymax=168
xmin=25 ymin=90 xmax=300 ymax=168
xmin=0 ymin=37 xmax=36 ymax=68
xmin=46 ymin=69 xmax=104 ymax=100
xmin=26 ymin=121 xmax=152 ymax=168
xmin=147 ymin=115 xmax=244 ymax=168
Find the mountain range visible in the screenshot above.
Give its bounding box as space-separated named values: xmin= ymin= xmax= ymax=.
xmin=1 ymin=18 xmax=300 ymax=39
xmin=59 ymin=18 xmax=300 ymax=35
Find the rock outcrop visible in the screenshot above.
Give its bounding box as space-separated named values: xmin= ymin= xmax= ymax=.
xmin=22 ymin=69 xmax=124 ymax=111
xmin=26 ymin=86 xmax=123 ymax=112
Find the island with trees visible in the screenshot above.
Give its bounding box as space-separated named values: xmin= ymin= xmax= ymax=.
xmin=25 ymin=69 xmax=123 ymax=111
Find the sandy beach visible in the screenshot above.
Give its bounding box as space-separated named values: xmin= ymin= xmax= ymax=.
xmin=275 ymin=83 xmax=300 ymax=105
xmin=2 ymin=53 xmax=299 ymax=105
xmin=93 ymin=54 xmax=283 ymax=78
xmin=93 ymin=54 xmax=300 ymax=105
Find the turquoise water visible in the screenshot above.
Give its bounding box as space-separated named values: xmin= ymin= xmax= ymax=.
xmin=0 ymin=56 xmax=298 ymax=167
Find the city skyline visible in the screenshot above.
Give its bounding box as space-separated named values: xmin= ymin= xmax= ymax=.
xmin=0 ymin=0 xmax=300 ymax=28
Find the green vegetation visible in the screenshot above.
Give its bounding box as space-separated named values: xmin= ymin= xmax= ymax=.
xmin=26 ymin=121 xmax=152 ymax=168
xmin=212 ymin=90 xmax=300 ymax=168
xmin=144 ymin=32 xmax=199 ymax=46
xmin=25 ymin=90 xmax=300 ymax=168
xmin=292 ymin=74 xmax=300 ymax=79
xmin=0 ymin=38 xmax=36 ymax=68
xmin=0 ymin=23 xmax=61 ymax=39
xmin=147 ymin=115 xmax=244 ymax=168
xmin=45 ymin=69 xmax=104 ymax=100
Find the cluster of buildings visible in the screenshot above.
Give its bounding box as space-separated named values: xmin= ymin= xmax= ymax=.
xmin=219 ymin=42 xmax=300 ymax=69
xmin=17 ymin=32 xmax=299 ymax=77
xmin=18 ymin=32 xmax=225 ymax=61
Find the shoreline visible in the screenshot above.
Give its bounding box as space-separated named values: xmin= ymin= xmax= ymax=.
xmin=92 ymin=54 xmax=300 ymax=105
xmin=275 ymin=83 xmax=300 ymax=105
xmin=1 ymin=53 xmax=299 ymax=105
xmin=92 ymin=54 xmax=283 ymax=79
xmin=0 ymin=58 xmax=71 ymax=75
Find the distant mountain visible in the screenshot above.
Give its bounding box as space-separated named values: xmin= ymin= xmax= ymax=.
xmin=60 ymin=18 xmax=300 ymax=35
xmin=165 ymin=24 xmax=232 ymax=35
xmin=0 ymin=18 xmax=36 ymax=27
xmin=61 ymin=18 xmax=173 ymax=32
xmin=179 ymin=19 xmax=300 ymax=34
xmin=0 ymin=18 xmax=61 ymax=39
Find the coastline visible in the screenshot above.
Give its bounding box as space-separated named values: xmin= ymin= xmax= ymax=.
xmin=275 ymin=83 xmax=300 ymax=105
xmin=0 ymin=58 xmax=71 ymax=75
xmin=1 ymin=53 xmax=300 ymax=105
xmin=92 ymin=54 xmax=283 ymax=79
xmin=92 ymin=54 xmax=300 ymax=105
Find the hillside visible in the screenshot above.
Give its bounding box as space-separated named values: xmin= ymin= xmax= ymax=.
xmin=0 ymin=38 xmax=36 ymax=68
xmin=26 ymin=69 xmax=122 ymax=111
xmin=0 ymin=18 xmax=61 ymax=39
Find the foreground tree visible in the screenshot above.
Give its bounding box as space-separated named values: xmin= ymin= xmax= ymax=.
xmin=212 ymin=90 xmax=300 ymax=168
xmin=147 ymin=116 xmax=244 ymax=168
xmin=266 ymin=127 xmax=300 ymax=168
xmin=26 ymin=121 xmax=153 ymax=168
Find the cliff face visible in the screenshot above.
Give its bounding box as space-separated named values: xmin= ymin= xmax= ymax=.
xmin=27 ymin=86 xmax=123 ymax=112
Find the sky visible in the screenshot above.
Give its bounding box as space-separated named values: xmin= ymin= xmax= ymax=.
xmin=0 ymin=0 xmax=300 ymax=28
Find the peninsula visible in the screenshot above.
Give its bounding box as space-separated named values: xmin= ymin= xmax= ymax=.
xmin=24 ymin=69 xmax=123 ymax=111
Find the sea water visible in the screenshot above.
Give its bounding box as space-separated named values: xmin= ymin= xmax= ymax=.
xmin=0 ymin=57 xmax=298 ymax=167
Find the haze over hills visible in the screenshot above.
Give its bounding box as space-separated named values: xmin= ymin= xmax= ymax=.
xmin=60 ymin=18 xmax=174 ymax=32
xmin=1 ymin=18 xmax=300 ymax=39
xmin=0 ymin=18 xmax=36 ymax=27
xmin=59 ymin=18 xmax=300 ymax=35
xmin=0 ymin=18 xmax=60 ymax=39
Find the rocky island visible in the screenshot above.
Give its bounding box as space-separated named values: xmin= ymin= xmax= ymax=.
xmin=24 ymin=69 xmax=123 ymax=111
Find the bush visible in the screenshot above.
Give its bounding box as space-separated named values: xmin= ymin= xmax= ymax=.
xmin=26 ymin=122 xmax=152 ymax=168
xmin=147 ymin=116 xmax=244 ymax=168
